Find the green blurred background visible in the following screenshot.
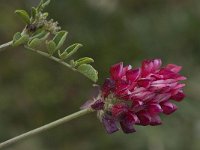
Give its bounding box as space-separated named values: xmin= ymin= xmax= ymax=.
xmin=0 ymin=0 xmax=199 ymax=150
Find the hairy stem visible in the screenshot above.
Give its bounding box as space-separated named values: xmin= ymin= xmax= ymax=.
xmin=24 ymin=46 xmax=77 ymax=72
xmin=0 ymin=41 xmax=13 ymax=52
xmin=0 ymin=108 xmax=94 ymax=149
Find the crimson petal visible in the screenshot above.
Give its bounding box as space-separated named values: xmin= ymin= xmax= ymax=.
xmin=122 ymin=65 xmax=132 ymax=76
xmin=111 ymin=103 xmax=128 ymax=119
xmin=137 ymin=111 xmax=151 ymax=126
xmin=161 ymin=101 xmax=177 ymax=115
xmin=171 ymin=91 xmax=185 ymax=101
xmin=110 ymin=62 xmax=123 ymax=80
xmin=150 ymin=115 xmax=162 ymax=126
xmin=142 ymin=59 xmax=162 ymax=77
xmin=137 ymin=78 xmax=151 ymax=88
xmin=166 ymin=64 xmax=182 ymax=73
xmin=148 ymin=103 xmax=163 ymax=115
xmin=126 ymin=68 xmax=141 ymax=82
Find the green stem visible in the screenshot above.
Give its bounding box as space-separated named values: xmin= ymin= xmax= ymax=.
xmin=0 ymin=108 xmax=94 ymax=149
xmin=0 ymin=41 xmax=13 ymax=52
xmin=0 ymin=41 xmax=76 ymax=72
xmin=24 ymin=46 xmax=77 ymax=72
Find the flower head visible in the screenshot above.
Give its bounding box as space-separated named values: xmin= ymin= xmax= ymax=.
xmin=93 ymin=59 xmax=186 ymax=134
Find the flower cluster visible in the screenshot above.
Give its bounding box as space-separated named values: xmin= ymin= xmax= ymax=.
xmin=92 ymin=59 xmax=186 ymax=134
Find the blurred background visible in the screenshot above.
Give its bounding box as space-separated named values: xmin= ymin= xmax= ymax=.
xmin=0 ymin=0 xmax=199 ymax=150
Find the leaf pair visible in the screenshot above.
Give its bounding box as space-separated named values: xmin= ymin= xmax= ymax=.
xmin=58 ymin=43 xmax=82 ymax=60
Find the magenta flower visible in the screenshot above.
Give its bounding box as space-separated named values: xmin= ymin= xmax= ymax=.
xmin=94 ymin=59 xmax=186 ymax=134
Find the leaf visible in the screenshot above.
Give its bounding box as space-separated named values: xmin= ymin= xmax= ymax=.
xmin=42 ymin=0 xmax=51 ymax=8
xmin=37 ymin=0 xmax=51 ymax=11
xmin=31 ymin=7 xmax=37 ymax=20
xmin=66 ymin=43 xmax=82 ymax=57
xmin=43 ymin=12 xmax=49 ymax=18
xmin=31 ymin=29 xmax=45 ymax=38
xmin=70 ymin=43 xmax=84 ymax=58
xmin=53 ymin=31 xmax=68 ymax=50
xmin=46 ymin=40 xmax=56 ymax=55
xmin=13 ymin=32 xmax=21 ymax=42
xmin=77 ymin=64 xmax=98 ymax=82
xmin=75 ymin=57 xmax=94 ymax=66
xmin=28 ymin=31 xmax=49 ymax=48
xmin=58 ymin=50 xmax=68 ymax=60
xmin=15 ymin=10 xmax=30 ymax=24
xmin=12 ymin=33 xmax=29 ymax=47
xmin=39 ymin=32 xmax=50 ymax=41
xmin=38 ymin=0 xmax=44 ymax=7
xmin=28 ymin=38 xmax=41 ymax=48
xmin=32 ymin=30 xmax=50 ymax=40
xmin=58 ymin=43 xmax=82 ymax=60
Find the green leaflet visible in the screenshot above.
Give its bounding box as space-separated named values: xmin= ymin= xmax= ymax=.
xmin=28 ymin=38 xmax=41 ymax=48
xmin=75 ymin=57 xmax=94 ymax=67
xmin=31 ymin=30 xmax=48 ymax=39
xmin=53 ymin=31 xmax=68 ymax=50
xmin=58 ymin=43 xmax=82 ymax=60
xmin=13 ymin=32 xmax=21 ymax=42
xmin=41 ymin=0 xmax=51 ymax=8
xmin=12 ymin=32 xmax=29 ymax=47
xmin=77 ymin=64 xmax=98 ymax=83
xmin=43 ymin=12 xmax=49 ymax=18
xmin=28 ymin=31 xmax=49 ymax=48
xmin=66 ymin=43 xmax=82 ymax=57
xmin=37 ymin=0 xmax=51 ymax=11
xmin=46 ymin=41 xmax=57 ymax=55
xmin=15 ymin=10 xmax=30 ymax=24
xmin=58 ymin=50 xmax=68 ymax=60
xmin=39 ymin=32 xmax=50 ymax=41
xmin=46 ymin=31 xmax=68 ymax=55
xmin=31 ymin=7 xmax=37 ymax=20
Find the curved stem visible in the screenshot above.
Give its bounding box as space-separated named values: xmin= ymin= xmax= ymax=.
xmin=24 ymin=46 xmax=77 ymax=72
xmin=0 ymin=41 xmax=13 ymax=52
xmin=0 ymin=108 xmax=94 ymax=149
xmin=0 ymin=41 xmax=76 ymax=72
